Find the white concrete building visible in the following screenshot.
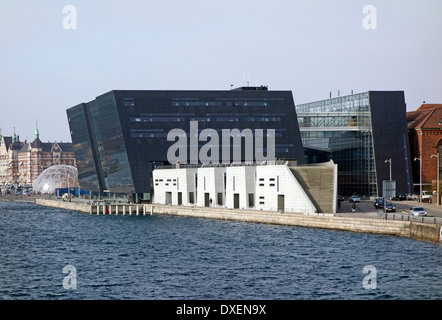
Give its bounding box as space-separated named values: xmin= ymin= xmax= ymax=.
xmin=225 ymin=165 xmax=256 ymax=209
xmin=153 ymin=167 xmax=197 ymax=205
xmin=195 ymin=166 xmax=226 ymax=207
xmin=255 ymin=164 xmax=315 ymax=213
xmin=152 ymin=160 xmax=338 ymax=214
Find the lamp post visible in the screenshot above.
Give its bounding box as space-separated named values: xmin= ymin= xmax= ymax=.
xmin=431 ymin=153 xmax=439 ymax=205
xmin=414 ymin=157 xmax=422 ymax=203
xmin=385 ymin=158 xmax=392 ymax=181
xmin=384 ymin=158 xmax=392 ymax=202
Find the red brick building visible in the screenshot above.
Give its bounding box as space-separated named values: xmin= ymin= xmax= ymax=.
xmin=407 ymin=104 xmax=442 ymax=196
xmin=0 ymin=128 xmax=75 ymax=185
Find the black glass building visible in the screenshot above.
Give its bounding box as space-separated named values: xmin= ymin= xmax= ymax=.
xmin=67 ymin=87 xmax=305 ymax=201
xmin=296 ymin=91 xmax=413 ymax=197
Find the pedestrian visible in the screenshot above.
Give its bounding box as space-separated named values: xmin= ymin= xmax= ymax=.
xmin=351 ymin=203 xmax=356 ymax=213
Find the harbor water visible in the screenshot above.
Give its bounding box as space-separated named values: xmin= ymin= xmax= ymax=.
xmin=0 ymin=201 xmax=441 ymax=300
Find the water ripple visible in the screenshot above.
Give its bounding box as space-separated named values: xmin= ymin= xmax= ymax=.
xmin=0 ymin=201 xmax=441 ymax=300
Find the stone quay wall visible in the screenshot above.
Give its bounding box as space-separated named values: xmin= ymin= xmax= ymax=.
xmin=35 ymin=199 xmax=441 ymax=244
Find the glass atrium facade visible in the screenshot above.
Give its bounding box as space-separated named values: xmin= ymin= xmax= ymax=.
xmin=296 ymin=91 xmax=413 ymax=197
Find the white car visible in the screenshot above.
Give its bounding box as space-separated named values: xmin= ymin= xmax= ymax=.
xmin=349 ymin=195 xmax=361 ymax=203
xmin=421 ymin=191 xmax=431 ymax=200
xmin=409 ymin=207 xmax=427 ymax=216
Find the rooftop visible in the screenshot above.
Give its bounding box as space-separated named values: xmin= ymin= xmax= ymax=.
xmin=155 ymin=159 xmax=296 ymax=170
xmin=154 ymin=159 xmax=336 ymax=170
xmin=407 ymin=104 xmax=442 ymax=129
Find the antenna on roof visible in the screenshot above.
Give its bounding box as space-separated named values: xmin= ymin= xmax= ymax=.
xmin=243 ymin=69 xmax=250 ymax=87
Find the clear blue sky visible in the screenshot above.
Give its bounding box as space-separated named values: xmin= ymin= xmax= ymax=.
xmin=0 ymin=0 xmax=441 ymax=142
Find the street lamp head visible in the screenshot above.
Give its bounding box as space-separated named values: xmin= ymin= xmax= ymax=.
xmin=414 ymin=157 xmax=420 ymax=161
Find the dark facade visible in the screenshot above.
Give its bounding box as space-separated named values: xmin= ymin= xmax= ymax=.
xmin=67 ymin=88 xmax=305 ymax=200
xmin=296 ymin=91 xmax=413 ymax=197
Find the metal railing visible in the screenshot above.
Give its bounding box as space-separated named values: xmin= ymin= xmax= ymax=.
xmin=154 ymin=160 xmax=293 ymax=170
xmin=383 ymin=212 xmax=442 ymax=224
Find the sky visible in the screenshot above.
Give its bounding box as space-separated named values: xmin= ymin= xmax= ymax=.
xmin=0 ymin=0 xmax=441 ymax=142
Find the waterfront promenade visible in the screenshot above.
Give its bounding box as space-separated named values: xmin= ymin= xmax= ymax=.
xmin=0 ymin=194 xmax=37 ymax=204
xmin=33 ymin=198 xmax=442 ymax=244
xmin=1 ymin=194 xmax=440 ymax=244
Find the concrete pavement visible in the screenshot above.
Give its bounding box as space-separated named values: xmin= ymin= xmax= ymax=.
xmin=336 ymin=198 xmax=442 ymax=220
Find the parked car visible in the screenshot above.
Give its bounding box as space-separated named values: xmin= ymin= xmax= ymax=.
xmin=385 ymin=202 xmax=396 ymax=212
xmin=392 ymin=193 xmax=406 ymax=201
xmin=409 ymin=207 xmax=427 ymax=216
xmin=374 ymin=198 xmax=384 ymax=209
xmin=22 ymin=189 xmax=33 ymax=196
xmin=349 ymin=195 xmax=361 ymax=203
xmin=405 ymin=193 xmax=413 ymax=200
xmin=421 ymin=191 xmax=431 ymax=201
xmin=373 ymin=197 xmax=383 ymax=204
